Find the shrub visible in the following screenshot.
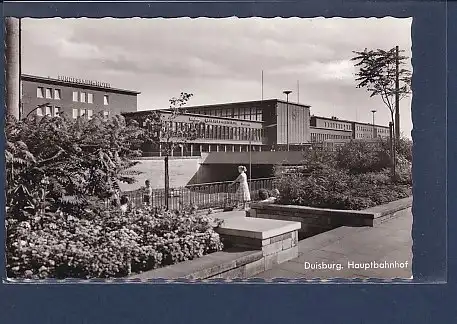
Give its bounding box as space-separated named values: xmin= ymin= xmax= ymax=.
xmin=275 ymin=167 xmax=411 ymax=210
xmin=5 ymin=114 xmax=146 ymax=218
xmin=275 ymin=139 xmax=412 ymax=210
xmin=6 ymin=207 xmax=223 ymax=279
xmin=335 ymin=139 xmax=391 ymax=173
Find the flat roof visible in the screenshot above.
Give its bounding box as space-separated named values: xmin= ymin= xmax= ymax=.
xmin=122 ymin=109 xmax=265 ymax=124
xmin=183 ymin=99 xmax=311 ymax=110
xmin=311 ymin=115 xmax=389 ymax=129
xmin=21 ymin=74 xmax=141 ymax=95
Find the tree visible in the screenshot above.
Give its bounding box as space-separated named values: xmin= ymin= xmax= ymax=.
xmin=5 ymin=112 xmax=145 ymax=218
xmin=351 ymin=47 xmax=412 ymax=180
xmin=140 ymin=92 xmax=202 ymax=209
xmin=351 ymin=47 xmax=411 ymax=130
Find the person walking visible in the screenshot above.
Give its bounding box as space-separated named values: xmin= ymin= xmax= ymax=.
xmin=229 ymin=165 xmax=251 ymax=210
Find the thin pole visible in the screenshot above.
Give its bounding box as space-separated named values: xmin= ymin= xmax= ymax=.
xmin=261 ymin=70 xmax=264 ymax=101
xmin=297 ymin=80 xmax=300 ymax=103
xmin=283 ymin=90 xmax=292 ymax=151
xmin=286 ymin=93 xmax=289 ymax=151
xmin=371 ymin=110 xmax=376 ymax=138
xmin=395 ymin=45 xmax=400 ymax=141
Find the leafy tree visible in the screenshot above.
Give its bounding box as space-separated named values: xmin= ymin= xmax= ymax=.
xmin=351 ymin=47 xmax=412 ymax=181
xmin=351 ymin=47 xmax=412 ymax=126
xmin=134 ymin=92 xmax=202 ymax=209
xmin=5 ymin=112 xmax=145 ymax=218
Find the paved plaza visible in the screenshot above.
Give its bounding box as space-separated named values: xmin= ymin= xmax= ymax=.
xmin=249 ymin=208 xmax=412 ymax=280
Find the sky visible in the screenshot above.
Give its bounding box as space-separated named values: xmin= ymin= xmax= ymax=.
xmin=22 ymin=17 xmax=413 ymax=137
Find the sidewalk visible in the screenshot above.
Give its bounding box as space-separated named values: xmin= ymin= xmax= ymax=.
xmin=248 ymin=207 xmax=412 ymax=279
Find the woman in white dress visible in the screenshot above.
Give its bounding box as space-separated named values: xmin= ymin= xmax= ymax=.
xmin=229 ymin=165 xmax=251 ymax=210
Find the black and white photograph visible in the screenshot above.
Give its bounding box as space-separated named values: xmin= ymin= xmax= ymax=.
xmin=4 ymin=17 xmax=413 ymax=281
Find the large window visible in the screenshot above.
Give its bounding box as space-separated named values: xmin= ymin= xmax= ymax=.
xmin=54 ymin=107 xmax=60 ymax=117
xmin=54 ymin=89 xmax=61 ymax=100
xmin=103 ymin=95 xmax=109 ymax=105
xmin=45 ymin=88 xmax=52 ymax=99
xmin=80 ymin=109 xmax=86 ymax=117
xmin=72 ymin=91 xmax=78 ymax=102
xmin=72 ymin=108 xmax=78 ymax=119
xmin=80 ymin=92 xmax=86 ymax=103
xmin=37 ymin=87 xmax=44 ymax=98
xmin=256 ymin=108 xmax=262 ymax=121
xmin=36 ymin=107 xmax=43 ymax=116
xmin=233 ymin=108 xmax=239 ymax=119
xmin=87 ymin=93 xmax=93 ymax=104
xmin=87 ymin=109 xmax=93 ymax=119
xmin=45 ymin=105 xmax=52 ymax=116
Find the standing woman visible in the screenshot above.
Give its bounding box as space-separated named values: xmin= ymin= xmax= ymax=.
xmin=229 ymin=165 xmax=251 ymax=210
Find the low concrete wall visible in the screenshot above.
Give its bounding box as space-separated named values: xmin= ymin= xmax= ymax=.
xmin=249 ymin=197 xmax=413 ymax=239
xmin=128 ymin=215 xmax=301 ymax=280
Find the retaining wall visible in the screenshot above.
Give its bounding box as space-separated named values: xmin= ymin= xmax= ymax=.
xmin=249 ymin=197 xmax=413 ymax=238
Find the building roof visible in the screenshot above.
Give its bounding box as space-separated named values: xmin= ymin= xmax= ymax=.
xmin=183 ymin=99 xmax=311 ymax=110
xmin=21 ymin=74 xmax=141 ymax=95
xmin=310 ymin=114 xmax=389 ymax=129
xmin=122 ymin=109 xmax=265 ymax=124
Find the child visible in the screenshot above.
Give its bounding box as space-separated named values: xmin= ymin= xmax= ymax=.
xmin=143 ymin=179 xmax=153 ymax=206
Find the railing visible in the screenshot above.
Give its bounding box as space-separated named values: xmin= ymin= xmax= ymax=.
xmin=124 ymin=177 xmax=276 ymax=211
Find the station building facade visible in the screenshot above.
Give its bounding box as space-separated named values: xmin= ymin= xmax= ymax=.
xmin=20 ymin=74 xmax=391 ymax=156
xmin=123 ymin=99 xmax=312 ymax=156
xmin=20 ymin=74 xmax=140 ymax=120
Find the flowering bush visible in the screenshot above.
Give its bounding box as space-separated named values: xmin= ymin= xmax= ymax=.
xmin=6 ymin=207 xmax=223 ymax=279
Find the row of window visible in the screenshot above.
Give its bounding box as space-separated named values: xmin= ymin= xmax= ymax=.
xmin=147 ymin=121 xmax=265 ymax=142
xmin=376 ymin=128 xmax=389 ymax=133
xmin=36 ymin=105 xmax=110 ymax=120
xmin=355 ymin=133 xmax=387 ymax=139
xmin=311 ymin=132 xmax=352 ymax=142
xmin=36 ymin=105 xmax=61 ymax=117
xmin=321 ymin=121 xmax=390 ymax=134
xmin=72 ymin=91 xmax=109 ymax=105
xmin=37 ymin=87 xmax=61 ymax=100
xmin=72 ymin=91 xmax=94 ymax=104
xmin=36 ymin=87 xmax=110 ymax=105
xmin=189 ymin=107 xmax=263 ymax=122
xmin=324 ymin=121 xmax=351 ymax=130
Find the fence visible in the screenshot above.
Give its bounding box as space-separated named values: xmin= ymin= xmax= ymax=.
xmin=124 ymin=177 xmax=275 ymax=211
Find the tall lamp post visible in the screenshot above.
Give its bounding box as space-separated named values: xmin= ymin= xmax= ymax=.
xmin=283 ymin=90 xmax=292 ymax=151
xmin=371 ymin=110 xmax=377 ymax=138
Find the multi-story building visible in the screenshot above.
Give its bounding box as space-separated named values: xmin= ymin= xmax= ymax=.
xmin=310 ymin=115 xmax=390 ymax=144
xmin=309 ymin=116 xmax=353 ymax=142
xmin=20 ymin=74 xmax=140 ymax=119
xmin=183 ymin=99 xmax=311 ymax=150
xmin=123 ymin=99 xmax=312 ymax=155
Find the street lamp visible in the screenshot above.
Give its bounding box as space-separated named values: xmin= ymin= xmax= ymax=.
xmin=283 ymin=90 xmax=292 ymax=151
xmin=371 ymin=110 xmax=376 ymax=138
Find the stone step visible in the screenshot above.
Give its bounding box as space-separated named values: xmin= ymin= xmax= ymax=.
xmin=212 ymin=211 xmax=302 ymax=271
xmin=216 ymin=215 xmax=301 ymax=240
